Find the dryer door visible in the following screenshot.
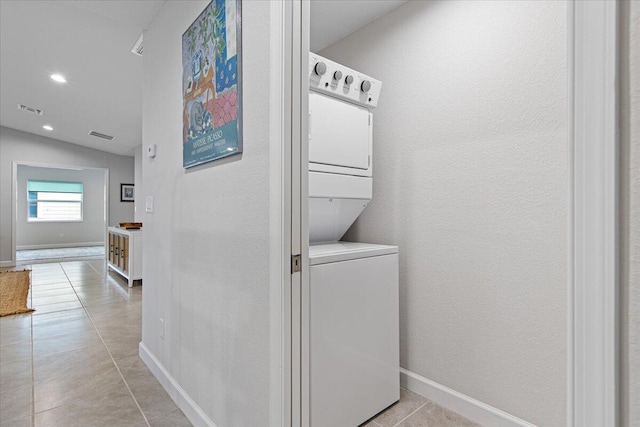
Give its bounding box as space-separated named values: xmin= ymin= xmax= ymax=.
xmin=309 ymin=92 xmax=371 ymax=171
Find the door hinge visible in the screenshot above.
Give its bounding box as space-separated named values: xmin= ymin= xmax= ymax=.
xmin=291 ymin=254 xmax=301 ymax=273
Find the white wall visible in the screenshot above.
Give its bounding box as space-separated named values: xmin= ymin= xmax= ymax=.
xmin=134 ymin=145 xmax=143 ymax=223
xmin=622 ymin=1 xmax=640 ymax=426
xmin=16 ymin=165 xmax=105 ymax=248
xmin=0 ymin=126 xmax=135 ymax=264
xmin=321 ymin=1 xmax=567 ymax=425
xmin=141 ymin=1 xmax=274 ymax=426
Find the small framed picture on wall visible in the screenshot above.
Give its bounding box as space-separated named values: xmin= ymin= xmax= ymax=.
xmin=121 ymin=184 xmax=134 ymax=202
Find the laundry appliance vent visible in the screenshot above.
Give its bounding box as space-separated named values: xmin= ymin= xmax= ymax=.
xmin=89 ymin=131 xmax=115 ymax=141
xmin=17 ymin=104 xmax=44 ymax=116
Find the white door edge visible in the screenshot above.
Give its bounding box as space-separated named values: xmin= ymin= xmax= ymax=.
xmin=568 ymin=1 xmax=619 ymax=426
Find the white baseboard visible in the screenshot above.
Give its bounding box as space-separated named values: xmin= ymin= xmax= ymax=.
xmin=16 ymin=242 xmax=104 ymax=250
xmin=400 ymin=368 xmax=537 ymax=427
xmin=137 ymin=347 xmax=535 ymax=427
xmin=0 ymin=260 xmax=16 ymax=268
xmin=139 ymin=342 xmax=218 ymax=427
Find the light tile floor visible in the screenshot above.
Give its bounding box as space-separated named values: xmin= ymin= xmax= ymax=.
xmin=0 ymin=260 xmax=190 ymax=427
xmin=1 ymin=260 xmax=480 ymax=427
xmin=360 ymin=388 xmax=481 ymax=427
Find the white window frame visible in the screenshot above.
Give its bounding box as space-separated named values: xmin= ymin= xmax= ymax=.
xmin=27 ymin=185 xmax=84 ymax=223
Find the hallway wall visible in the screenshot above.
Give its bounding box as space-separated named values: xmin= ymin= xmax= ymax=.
xmin=0 ymin=126 xmax=134 ymax=265
xmin=322 ymin=1 xmax=568 ymax=425
xmin=140 ymin=1 xmax=275 ymax=426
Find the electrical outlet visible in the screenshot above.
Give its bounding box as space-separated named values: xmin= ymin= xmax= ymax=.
xmin=159 ymin=318 xmax=164 ymax=339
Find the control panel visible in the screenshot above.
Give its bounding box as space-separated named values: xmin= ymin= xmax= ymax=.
xmin=309 ymin=53 xmax=382 ymax=108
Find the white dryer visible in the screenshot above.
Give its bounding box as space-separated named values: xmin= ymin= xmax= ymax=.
xmin=308 ymin=53 xmax=379 ymax=244
xmin=308 ymin=54 xmax=399 ymax=426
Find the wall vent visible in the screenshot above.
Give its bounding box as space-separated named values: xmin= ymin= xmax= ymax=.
xmin=131 ymin=33 xmax=143 ymax=57
xmin=89 ymin=131 xmax=115 ymax=141
xmin=17 ymin=104 xmax=44 ymax=116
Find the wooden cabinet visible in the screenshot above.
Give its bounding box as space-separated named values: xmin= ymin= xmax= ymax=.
xmin=107 ymin=227 xmax=142 ymax=287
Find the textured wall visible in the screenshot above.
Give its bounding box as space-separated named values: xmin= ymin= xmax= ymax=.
xmin=141 ymin=1 xmax=272 ymax=426
xmin=0 ymin=126 xmax=134 ymax=263
xmin=322 ymin=1 xmax=567 ymax=425
xmin=16 ymin=166 xmax=105 ymax=248
xmin=622 ymin=1 xmax=640 ymax=425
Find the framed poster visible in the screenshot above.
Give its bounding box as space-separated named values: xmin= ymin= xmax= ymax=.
xmin=121 ymin=184 xmax=134 ymax=202
xmin=182 ymin=0 xmax=242 ymax=168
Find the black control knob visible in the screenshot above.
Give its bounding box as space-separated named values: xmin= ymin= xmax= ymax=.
xmin=361 ymin=80 xmax=372 ymax=92
xmin=345 ymin=75 xmax=354 ymax=85
xmin=314 ymin=62 xmax=327 ymax=76
xmin=333 ymin=70 xmax=343 ymax=81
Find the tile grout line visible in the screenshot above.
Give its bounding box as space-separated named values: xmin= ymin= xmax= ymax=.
xmin=60 ymin=261 xmax=151 ymax=427
xmin=28 ymin=264 xmax=88 ymax=420
xmin=23 ymin=263 xmax=87 ymax=422
xmin=30 ymin=265 xmax=35 ymax=427
xmin=390 ymin=401 xmax=429 ymax=427
xmin=86 ymin=259 xmax=105 ymax=278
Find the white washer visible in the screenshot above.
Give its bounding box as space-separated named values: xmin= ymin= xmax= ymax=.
xmin=310 ymin=242 xmax=399 ymax=427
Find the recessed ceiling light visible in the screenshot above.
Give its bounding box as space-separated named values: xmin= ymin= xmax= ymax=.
xmin=42 ymin=125 xmax=53 ymax=131
xmin=50 ymin=74 xmax=67 ymax=83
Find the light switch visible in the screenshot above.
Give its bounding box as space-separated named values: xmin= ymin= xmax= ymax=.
xmin=145 ymin=196 xmax=154 ymax=213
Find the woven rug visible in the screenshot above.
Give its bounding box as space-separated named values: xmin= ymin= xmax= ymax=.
xmin=0 ymin=270 xmax=34 ymax=316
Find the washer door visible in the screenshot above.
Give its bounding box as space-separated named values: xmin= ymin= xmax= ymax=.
xmin=309 ymin=92 xmax=371 ymax=171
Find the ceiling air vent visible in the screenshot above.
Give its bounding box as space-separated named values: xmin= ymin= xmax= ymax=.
xmin=17 ymin=104 xmax=44 ymax=116
xmin=89 ymin=131 xmax=115 ymax=141
xmin=131 ymin=33 xmax=143 ymax=57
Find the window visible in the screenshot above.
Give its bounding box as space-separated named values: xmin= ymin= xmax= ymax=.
xmin=27 ymin=180 xmax=83 ymax=222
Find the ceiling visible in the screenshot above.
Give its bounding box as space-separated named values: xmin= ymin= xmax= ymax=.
xmin=310 ymin=0 xmax=407 ymax=52
xmin=0 ymin=1 xmax=164 ymax=156
xmin=0 ymin=0 xmax=404 ymax=157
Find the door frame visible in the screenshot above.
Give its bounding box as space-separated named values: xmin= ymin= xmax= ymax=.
xmin=568 ymin=1 xmax=619 ymax=426
xmin=291 ymin=1 xmax=310 ymax=426
xmin=270 ymin=1 xmax=307 ymax=426
xmin=287 ymin=0 xmax=621 ymax=426
xmin=10 ymin=160 xmax=110 ymax=266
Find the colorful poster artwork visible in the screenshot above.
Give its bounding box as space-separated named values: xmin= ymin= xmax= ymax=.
xmin=182 ymin=0 xmax=241 ymax=168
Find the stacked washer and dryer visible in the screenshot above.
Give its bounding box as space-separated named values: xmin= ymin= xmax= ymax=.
xmin=308 ymin=53 xmax=400 ymax=427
